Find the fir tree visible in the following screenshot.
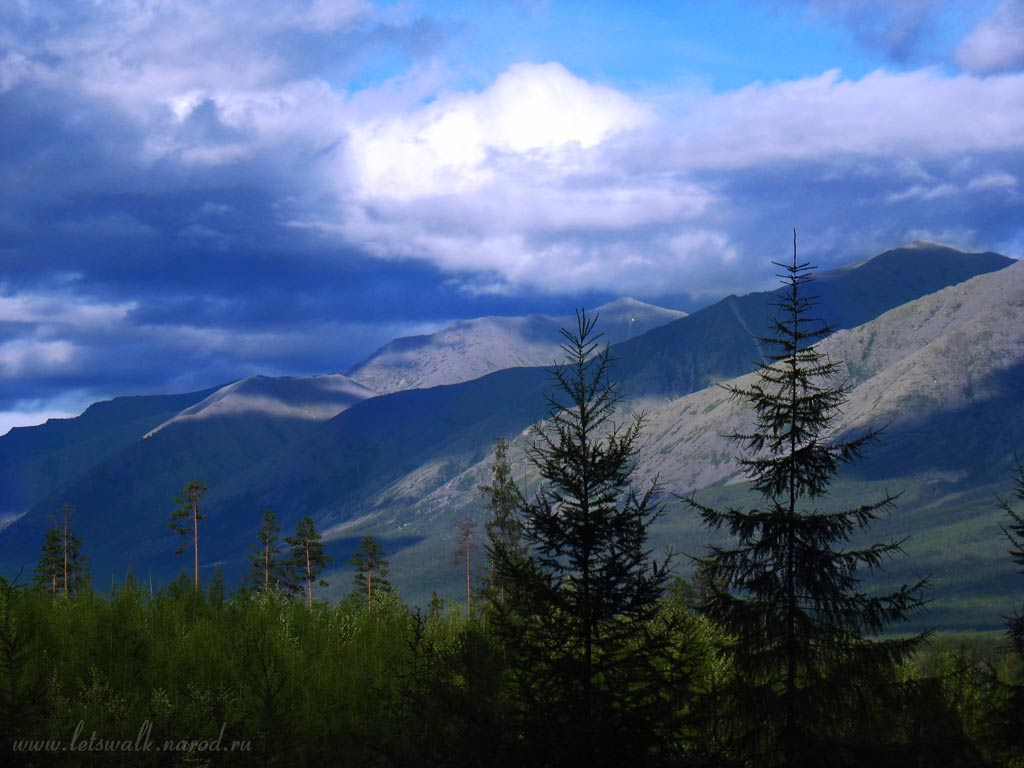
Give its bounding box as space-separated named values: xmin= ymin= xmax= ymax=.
xmin=480 ymin=437 xmax=524 ymax=605
xmin=684 ymin=232 xmax=929 ymax=766
xmin=997 ymin=454 xmax=1024 ymax=661
xmin=285 ymin=516 xmax=331 ymax=610
xmin=491 ymin=309 xmax=679 ymax=766
xmin=169 ymin=480 xmax=207 ymax=589
xmin=33 ymin=503 xmax=88 ymax=596
xmin=350 ymin=536 xmax=390 ymax=612
xmin=245 ymin=509 xmax=286 ymax=594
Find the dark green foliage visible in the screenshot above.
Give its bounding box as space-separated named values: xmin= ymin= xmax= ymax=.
xmin=396 ymin=616 xmax=515 ymax=768
xmin=350 ymin=535 xmax=390 ymax=611
xmin=284 ymin=515 xmax=331 ymax=609
xmin=491 ymin=310 xmax=682 ymax=766
xmin=997 ymin=454 xmax=1024 ymax=661
xmin=244 ymin=509 xmax=286 ymax=595
xmin=685 ymin=236 xmax=929 ymax=766
xmin=168 ymin=480 xmax=207 ymax=589
xmin=0 ymin=577 xmax=48 ymax=752
xmin=34 ymin=527 xmax=64 ymax=594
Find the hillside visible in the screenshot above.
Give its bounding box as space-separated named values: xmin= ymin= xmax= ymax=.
xmin=0 ymin=387 xmax=217 ymax=527
xmin=347 ymin=297 xmax=686 ymax=394
xmin=0 ymin=243 xmax=1018 ymax=630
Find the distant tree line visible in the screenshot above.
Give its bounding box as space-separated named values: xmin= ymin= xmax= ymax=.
xmin=9 ymin=238 xmax=1023 ymax=766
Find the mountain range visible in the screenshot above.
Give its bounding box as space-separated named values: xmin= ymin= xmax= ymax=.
xmin=1 ymin=242 xmax=1020 ymax=630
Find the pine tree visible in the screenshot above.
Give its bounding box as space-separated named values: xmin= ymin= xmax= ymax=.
xmin=491 ymin=309 xmax=678 ymax=766
xmin=684 ymin=232 xmax=928 ymax=766
xmin=169 ymin=480 xmax=207 ymax=589
xmin=33 ymin=503 xmax=88 ymax=596
xmin=480 ymin=437 xmax=524 ymax=605
xmin=285 ymin=516 xmax=331 ymax=610
xmin=245 ymin=509 xmax=286 ymax=594
xmin=350 ymin=536 xmax=390 ymax=612
xmin=998 ymin=454 xmax=1024 ymax=661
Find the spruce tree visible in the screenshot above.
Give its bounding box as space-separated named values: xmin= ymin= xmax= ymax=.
xmin=33 ymin=503 xmax=88 ymax=596
xmin=245 ymin=509 xmax=286 ymax=594
xmin=684 ymin=233 xmax=928 ymax=766
xmin=480 ymin=437 xmax=524 ymax=605
xmin=285 ymin=516 xmax=331 ymax=609
xmin=169 ymin=480 xmax=207 ymax=589
xmin=350 ymin=536 xmax=390 ymax=611
xmin=998 ymin=454 xmax=1024 ymax=661
xmin=491 ymin=310 xmax=678 ymax=767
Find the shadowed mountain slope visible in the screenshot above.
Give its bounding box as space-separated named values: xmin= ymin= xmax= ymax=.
xmin=0 ymin=387 xmax=217 ymax=527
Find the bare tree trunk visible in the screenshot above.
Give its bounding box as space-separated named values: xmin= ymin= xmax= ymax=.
xmin=192 ymin=503 xmax=200 ymax=589
xmin=62 ymin=516 xmax=69 ymax=596
xmin=465 ymin=530 xmax=472 ymax=619
xmin=305 ymin=544 xmax=313 ymax=609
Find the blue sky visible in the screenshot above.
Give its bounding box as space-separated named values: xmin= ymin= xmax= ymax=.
xmin=1 ymin=0 xmax=1023 ymax=433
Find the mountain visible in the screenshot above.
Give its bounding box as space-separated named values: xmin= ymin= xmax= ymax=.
xmin=0 ymin=387 xmax=217 ymax=527
xmin=0 ymin=243 xmax=1018 ymax=629
xmin=614 ymin=241 xmax=1013 ymax=401
xmin=0 ymin=374 xmax=374 ymax=569
xmin=347 ymin=297 xmax=686 ymax=394
xmin=145 ymin=374 xmax=376 ymax=438
xmin=365 ymin=257 xmax=1024 ymax=627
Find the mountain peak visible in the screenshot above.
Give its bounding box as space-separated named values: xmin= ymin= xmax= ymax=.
xmin=143 ymin=374 xmax=375 ymax=438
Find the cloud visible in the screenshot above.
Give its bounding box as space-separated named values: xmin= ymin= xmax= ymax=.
xmin=324 ymin=65 xmax=1024 ymax=294
xmin=956 ymin=0 xmax=1024 ymax=74
xmin=783 ymin=0 xmax=950 ymax=63
xmin=348 ymin=62 xmax=652 ymax=200
xmin=1 ymin=0 xmax=1023 ymax=431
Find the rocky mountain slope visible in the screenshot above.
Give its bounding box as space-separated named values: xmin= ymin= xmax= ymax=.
xmin=347 ymin=297 xmax=686 ymax=394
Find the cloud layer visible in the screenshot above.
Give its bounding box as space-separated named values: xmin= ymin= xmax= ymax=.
xmin=1 ymin=0 xmax=1022 ymax=431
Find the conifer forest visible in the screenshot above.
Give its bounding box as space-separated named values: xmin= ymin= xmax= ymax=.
xmin=3 ymin=247 xmax=1023 ymax=768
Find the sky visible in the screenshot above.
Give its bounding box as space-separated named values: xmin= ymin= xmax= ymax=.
xmin=2 ymin=0 xmax=1023 ymax=434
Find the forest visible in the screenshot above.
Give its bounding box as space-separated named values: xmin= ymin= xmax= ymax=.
xmin=3 ymin=249 xmax=1023 ymax=768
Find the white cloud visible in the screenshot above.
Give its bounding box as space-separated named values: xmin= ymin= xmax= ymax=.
xmin=967 ymin=171 xmax=1019 ymax=190
xmin=957 ymin=0 xmax=1024 ymax=74
xmin=0 ymin=291 xmax=135 ymax=326
xmin=0 ymin=339 xmax=76 ymax=378
xmin=666 ymin=68 xmax=1024 ymax=169
xmin=347 ymin=62 xmax=652 ymax=201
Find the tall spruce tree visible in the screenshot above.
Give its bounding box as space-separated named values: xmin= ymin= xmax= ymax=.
xmin=491 ymin=310 xmax=678 ymax=767
xmin=684 ymin=233 xmax=928 ymax=767
xmin=998 ymin=454 xmax=1024 ymax=661
xmin=169 ymin=480 xmax=207 ymax=589
xmin=350 ymin=536 xmax=390 ymax=611
xmin=245 ymin=509 xmax=286 ymax=594
xmin=285 ymin=516 xmax=331 ymax=610
xmin=34 ymin=504 xmax=88 ymax=596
